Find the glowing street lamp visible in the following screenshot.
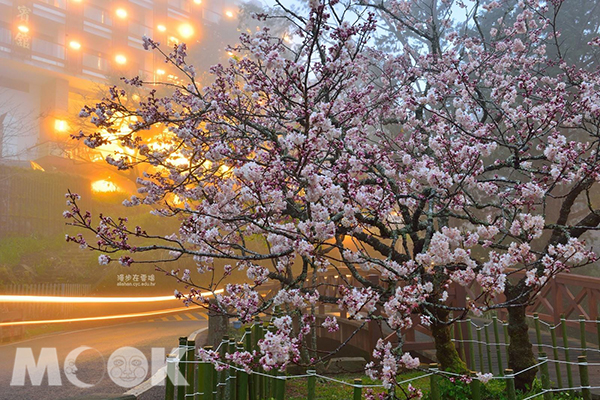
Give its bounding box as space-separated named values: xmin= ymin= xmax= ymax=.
xmin=115 ymin=8 xmax=127 ymax=19
xmin=18 ymin=25 xmax=29 ymax=33
xmin=178 ymin=23 xmax=194 ymax=39
xmin=225 ymin=10 xmax=234 ymax=18
xmin=69 ymin=40 xmax=81 ymax=50
xmin=193 ymin=0 xmax=201 ymax=4
xmin=114 ymin=54 xmax=127 ymax=65
xmin=156 ymin=69 xmax=165 ymax=75
xmin=157 ymin=24 xmax=167 ymax=32
xmin=54 ymin=119 xmax=68 ymax=132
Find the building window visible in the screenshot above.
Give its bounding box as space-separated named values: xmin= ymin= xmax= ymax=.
xmin=38 ymin=0 xmax=66 ymax=10
xmin=84 ymin=5 xmax=112 ymax=26
xmin=129 ymin=21 xmax=152 ymax=38
xmin=168 ymin=0 xmax=190 ymax=13
xmin=32 ymin=38 xmax=65 ymax=59
xmin=83 ymin=53 xmax=108 ymax=71
xmin=0 ymin=27 xmax=10 ymax=44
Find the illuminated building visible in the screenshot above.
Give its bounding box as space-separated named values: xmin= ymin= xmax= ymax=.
xmin=0 ymin=0 xmax=239 ymax=161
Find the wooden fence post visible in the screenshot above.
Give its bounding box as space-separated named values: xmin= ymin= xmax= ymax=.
xmin=202 ymin=346 xmax=214 ymax=400
xmin=178 ymin=337 xmax=188 ymax=400
xmin=549 ymin=326 xmax=562 ymax=389
xmin=534 ymin=313 xmax=543 ymax=353
xmin=353 ymin=378 xmax=362 ymax=400
xmin=503 ymin=323 xmax=510 ymax=366
xmin=484 ymin=324 xmax=493 ymax=373
xmin=538 ymin=352 xmax=552 ymax=400
xmin=505 ymin=369 xmax=516 ymax=400
xmin=186 ymin=339 xmax=196 ymax=398
xmin=492 ymin=316 xmax=503 ymax=376
xmin=470 ymin=371 xmax=481 ymax=400
xmin=244 ymin=327 xmax=255 ymax=400
xmin=466 ymin=320 xmax=476 ymax=369
xmin=457 ymin=320 xmax=467 ymax=364
xmin=477 ymin=326 xmax=484 ymax=372
xmin=227 ymin=339 xmax=236 ymax=400
xmin=596 ymin=318 xmax=600 ymax=352
xmin=561 ymin=314 xmax=574 ymax=390
xmin=579 ymin=316 xmax=587 ymax=357
xmin=217 ymin=336 xmax=228 ymax=400
xmin=237 ymin=342 xmax=248 ymax=400
xmin=578 ymin=356 xmax=591 ymax=400
xmin=429 ymin=364 xmax=440 ymax=400
xmin=307 ymin=370 xmax=316 ymax=400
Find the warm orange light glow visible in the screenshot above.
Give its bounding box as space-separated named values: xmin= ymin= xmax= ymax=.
xmin=227 ymin=51 xmax=234 ymax=56
xmin=0 ymin=290 xmax=223 ymax=304
xmin=193 ymin=0 xmax=201 ymax=4
xmin=168 ymin=36 xmax=179 ymax=45
xmin=30 ymin=161 xmax=45 ymax=171
xmin=178 ymin=23 xmax=194 ymax=39
xmin=219 ymin=165 xmax=232 ymax=175
xmin=132 ymin=94 xmax=140 ymax=101
xmin=18 ymin=25 xmax=29 ymax=33
xmin=115 ymin=54 xmax=127 ymax=65
xmin=157 ymin=24 xmax=167 ymax=32
xmin=54 ymin=119 xmax=68 ymax=132
xmin=91 ymin=179 xmax=120 ymax=193
xmin=156 ymin=68 xmax=165 ymax=75
xmin=69 ymin=40 xmax=81 ymax=50
xmin=0 ymin=307 xmax=199 ymax=327
xmin=225 ymin=10 xmax=234 ymax=18
xmin=115 ymin=8 xmax=128 ymax=18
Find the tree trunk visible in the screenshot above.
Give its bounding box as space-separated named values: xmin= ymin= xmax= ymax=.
xmin=431 ymin=309 xmax=468 ymax=373
xmin=208 ymin=301 xmax=229 ymax=348
xmin=506 ymin=282 xmax=537 ymax=391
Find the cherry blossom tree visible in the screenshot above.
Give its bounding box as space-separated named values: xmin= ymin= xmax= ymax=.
xmin=66 ymin=0 xmax=600 ymax=394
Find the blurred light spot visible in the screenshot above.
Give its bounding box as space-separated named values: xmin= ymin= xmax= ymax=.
xmin=178 ymin=23 xmax=194 ymax=39
xmin=156 ymin=69 xmax=165 ymax=75
xmin=115 ymin=54 xmax=127 ymax=65
xmin=30 ymin=161 xmax=45 ymax=171
xmin=92 ymin=179 xmax=120 ymax=193
xmin=54 ymin=119 xmax=68 ymax=132
xmin=157 ymin=24 xmax=167 ymax=32
xmin=18 ymin=25 xmax=29 ymax=33
xmin=69 ymin=40 xmax=81 ymax=50
xmin=225 ymin=10 xmax=234 ymax=18
xmin=0 ymin=290 xmax=223 ymax=304
xmin=115 ymin=8 xmax=127 ymax=18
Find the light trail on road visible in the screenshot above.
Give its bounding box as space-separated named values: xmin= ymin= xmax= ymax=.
xmin=0 ymin=289 xmax=223 ymax=303
xmin=0 ymin=305 xmax=207 ymax=327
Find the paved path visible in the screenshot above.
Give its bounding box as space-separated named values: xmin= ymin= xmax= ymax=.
xmin=0 ymin=315 xmax=207 ymax=400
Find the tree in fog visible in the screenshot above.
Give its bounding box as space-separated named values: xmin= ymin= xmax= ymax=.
xmin=66 ymin=0 xmax=600 ymax=393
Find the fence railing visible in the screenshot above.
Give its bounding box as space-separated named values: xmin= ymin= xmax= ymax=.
xmin=164 ymin=309 xmax=600 ymax=400
xmin=164 ymin=319 xmax=401 ymax=400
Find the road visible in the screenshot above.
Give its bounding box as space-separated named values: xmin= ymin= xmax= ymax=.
xmin=0 ymin=311 xmax=208 ymax=400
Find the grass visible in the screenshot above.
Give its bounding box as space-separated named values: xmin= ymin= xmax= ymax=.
xmin=279 ymin=371 xmax=584 ymax=400
xmin=284 ymin=371 xmax=430 ymax=400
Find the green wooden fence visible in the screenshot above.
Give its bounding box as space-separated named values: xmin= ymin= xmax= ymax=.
xmin=165 ymin=314 xmax=600 ymax=400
